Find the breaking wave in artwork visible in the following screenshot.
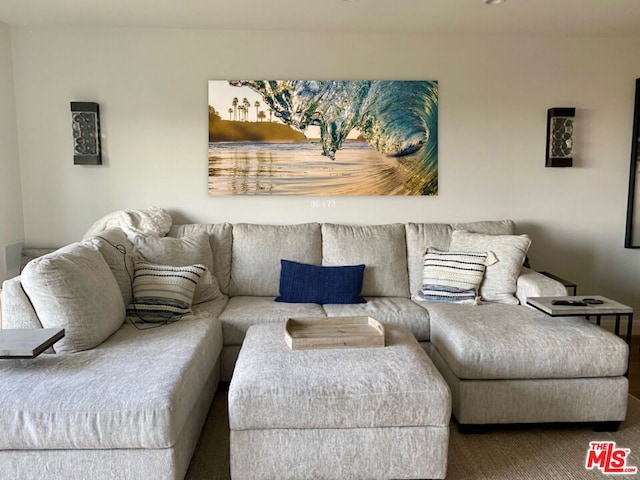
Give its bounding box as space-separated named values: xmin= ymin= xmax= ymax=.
xmin=228 ymin=80 xmax=438 ymax=195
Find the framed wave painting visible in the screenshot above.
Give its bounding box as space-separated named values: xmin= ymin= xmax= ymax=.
xmin=208 ymin=80 xmax=438 ymax=196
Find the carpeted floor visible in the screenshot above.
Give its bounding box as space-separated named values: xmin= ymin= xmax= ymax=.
xmin=185 ymin=391 xmax=640 ymax=479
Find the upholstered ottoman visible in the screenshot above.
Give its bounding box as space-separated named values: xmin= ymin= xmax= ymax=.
xmin=228 ymin=323 xmax=452 ymax=480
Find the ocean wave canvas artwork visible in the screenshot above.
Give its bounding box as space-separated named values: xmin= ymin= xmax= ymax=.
xmin=208 ymin=80 xmax=438 ymax=195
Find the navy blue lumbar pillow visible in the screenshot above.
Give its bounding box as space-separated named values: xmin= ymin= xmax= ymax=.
xmin=275 ymin=259 xmax=367 ymax=304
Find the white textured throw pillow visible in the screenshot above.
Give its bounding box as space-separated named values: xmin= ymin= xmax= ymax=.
xmin=134 ymin=233 xmax=222 ymax=304
xmin=449 ymin=230 xmax=531 ymax=304
xmin=417 ymin=248 xmax=496 ymax=304
xmin=21 ymin=243 xmax=125 ymax=353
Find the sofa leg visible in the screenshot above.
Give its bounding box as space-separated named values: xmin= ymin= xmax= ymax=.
xmin=593 ymin=421 xmax=621 ymax=432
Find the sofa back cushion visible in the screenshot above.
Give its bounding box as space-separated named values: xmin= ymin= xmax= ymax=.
xmin=322 ymin=223 xmax=408 ymax=297
xmin=1 ymin=277 xmax=43 ymax=330
xmin=406 ymin=220 xmax=516 ymax=297
xmin=89 ymin=228 xmax=135 ymax=306
xmin=405 ymin=223 xmax=454 ymax=297
xmin=20 ymin=242 xmax=125 ymax=353
xmin=230 ymin=223 xmax=322 ymax=297
xmin=168 ymin=223 xmax=233 ymax=295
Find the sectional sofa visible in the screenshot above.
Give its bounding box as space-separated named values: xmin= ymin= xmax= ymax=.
xmin=0 ymin=219 xmax=630 ymax=479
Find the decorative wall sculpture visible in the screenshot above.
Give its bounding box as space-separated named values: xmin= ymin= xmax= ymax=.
xmin=208 ymin=80 xmax=438 ymax=196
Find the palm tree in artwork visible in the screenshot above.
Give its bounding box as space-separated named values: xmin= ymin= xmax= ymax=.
xmin=254 ymin=101 xmax=260 ymax=121
xmin=257 ymin=110 xmax=266 ymax=122
xmin=232 ymin=97 xmax=239 ymax=121
xmin=268 ymin=108 xmax=273 ymax=122
xmin=243 ymin=98 xmax=250 ymax=121
xmin=228 ymin=108 xmax=233 ymax=120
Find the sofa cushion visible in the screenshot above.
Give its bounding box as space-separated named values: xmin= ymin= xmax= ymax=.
xmin=168 ymin=223 xmax=233 ymax=295
xmin=0 ymin=316 xmax=222 ymax=450
xmin=451 ymin=219 xmax=516 ymax=236
xmin=276 ymin=259 xmax=366 ymax=304
xmin=134 ymin=233 xmax=223 ymax=304
xmin=20 ymin=243 xmax=125 ymax=353
xmin=405 ymin=223 xmax=454 ymax=297
xmin=127 ymin=260 xmax=204 ymax=322
xmin=323 ymin=297 xmax=431 ymax=341
xmin=322 ymin=223 xmax=408 ymax=297
xmin=230 ymin=223 xmax=322 ymax=297
xmin=449 ymin=230 xmax=530 ymax=304
xmin=89 ymin=227 xmax=135 ymax=306
xmin=427 ymin=302 xmax=629 ymax=380
xmin=218 ymin=296 xmax=326 ymax=345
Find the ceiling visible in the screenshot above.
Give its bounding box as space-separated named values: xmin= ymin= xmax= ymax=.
xmin=1 ymin=0 xmax=640 ymax=36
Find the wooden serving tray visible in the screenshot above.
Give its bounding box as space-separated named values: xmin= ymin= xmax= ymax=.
xmin=285 ymin=316 xmax=385 ymax=350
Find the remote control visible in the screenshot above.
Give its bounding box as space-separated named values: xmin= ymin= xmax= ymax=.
xmin=551 ymin=300 xmax=588 ymax=306
xmin=582 ymin=298 xmax=604 ymax=304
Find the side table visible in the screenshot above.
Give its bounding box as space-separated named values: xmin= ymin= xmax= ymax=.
xmin=527 ymin=295 xmax=633 ymax=376
xmin=0 ymin=328 xmax=65 ymax=359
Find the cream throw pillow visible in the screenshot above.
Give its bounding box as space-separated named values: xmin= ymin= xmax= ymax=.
xmin=21 ymin=243 xmax=125 ymax=353
xmin=133 ymin=233 xmax=222 ymax=304
xmin=449 ymin=230 xmax=531 ymax=304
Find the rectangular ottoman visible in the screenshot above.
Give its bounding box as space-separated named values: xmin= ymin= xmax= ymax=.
xmin=228 ymin=322 xmax=452 ymax=480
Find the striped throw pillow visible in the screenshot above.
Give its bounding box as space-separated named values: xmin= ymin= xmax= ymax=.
xmin=417 ymin=248 xmax=495 ymax=304
xmin=127 ymin=260 xmax=204 ymax=322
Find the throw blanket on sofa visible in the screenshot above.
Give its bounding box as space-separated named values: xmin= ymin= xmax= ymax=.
xmin=82 ymin=206 xmax=172 ymax=241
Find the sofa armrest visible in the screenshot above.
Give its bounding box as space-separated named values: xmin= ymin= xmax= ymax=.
xmin=515 ymin=267 xmax=568 ymax=305
xmin=1 ymin=277 xmax=42 ymax=329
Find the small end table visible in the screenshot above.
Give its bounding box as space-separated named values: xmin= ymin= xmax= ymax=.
xmin=0 ymin=328 xmax=65 ymax=359
xmin=527 ymin=295 xmax=633 ymax=376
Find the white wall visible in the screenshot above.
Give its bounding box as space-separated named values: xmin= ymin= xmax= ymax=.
xmin=9 ymin=27 xmax=640 ymax=331
xmin=0 ymin=22 xmax=23 ymax=281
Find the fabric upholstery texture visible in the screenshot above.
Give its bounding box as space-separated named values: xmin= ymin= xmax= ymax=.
xmin=516 ymin=267 xmax=569 ymax=303
xmin=427 ymin=301 xmax=629 ymax=379
xmin=449 ymin=230 xmax=530 ymax=304
xmin=429 ymin=346 xmax=629 ymax=424
xmin=322 ymin=223 xmax=409 ymax=297
xmin=168 ymin=223 xmax=233 ymax=295
xmin=134 ymin=233 xmax=222 ymax=304
xmin=20 ymin=243 xmax=125 ymax=353
xmin=322 ymin=297 xmax=431 ymax=341
xmin=89 ymin=227 xmax=136 ymax=306
xmin=276 ymin=259 xmax=366 ymax=304
xmin=127 ymin=260 xmax=204 ymax=321
xmin=0 ymin=356 xmax=220 ymax=480
xmin=0 ymin=316 xmax=222 ymax=450
xmin=230 ymin=426 xmax=449 ymax=480
xmin=229 ymin=323 xmax=451 ymax=430
xmin=218 ymin=296 xmax=326 ymax=345
xmin=229 ymin=223 xmax=322 ymax=297
xmin=451 ymin=219 xmax=516 ymax=236
xmin=0 ymin=276 xmax=42 ymax=329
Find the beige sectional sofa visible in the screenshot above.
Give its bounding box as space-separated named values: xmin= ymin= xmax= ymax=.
xmin=0 ymin=219 xmax=630 ymax=479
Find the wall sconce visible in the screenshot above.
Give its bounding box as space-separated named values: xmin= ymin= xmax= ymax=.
xmin=71 ymin=102 xmax=101 ymax=165
xmin=545 ymin=107 xmax=575 ymax=167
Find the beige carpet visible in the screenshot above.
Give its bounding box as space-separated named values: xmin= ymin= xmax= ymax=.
xmin=185 ymin=391 xmax=640 ymax=479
